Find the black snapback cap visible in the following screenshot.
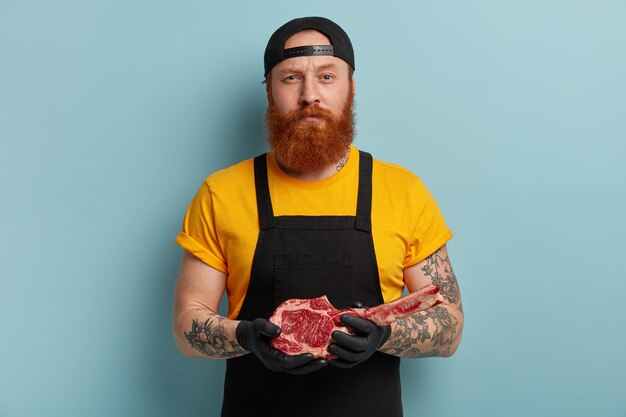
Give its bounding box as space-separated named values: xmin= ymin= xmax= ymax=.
xmin=263 ymin=17 xmax=355 ymax=78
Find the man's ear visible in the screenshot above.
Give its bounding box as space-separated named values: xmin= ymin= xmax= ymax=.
xmin=265 ymin=75 xmax=273 ymax=105
xmin=351 ymin=78 xmax=356 ymax=94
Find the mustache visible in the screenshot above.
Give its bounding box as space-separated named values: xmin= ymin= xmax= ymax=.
xmin=285 ymin=104 xmax=337 ymax=121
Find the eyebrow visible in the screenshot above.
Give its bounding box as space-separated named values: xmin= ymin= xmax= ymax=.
xmin=278 ymin=63 xmax=339 ymax=74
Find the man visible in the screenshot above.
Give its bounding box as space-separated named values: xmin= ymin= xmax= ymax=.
xmin=173 ymin=16 xmax=463 ymax=417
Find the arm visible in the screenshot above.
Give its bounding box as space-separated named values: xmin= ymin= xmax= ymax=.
xmin=172 ymin=250 xmax=328 ymax=373
xmin=378 ymin=244 xmax=464 ymax=358
xmin=172 ymin=250 xmax=246 ymax=359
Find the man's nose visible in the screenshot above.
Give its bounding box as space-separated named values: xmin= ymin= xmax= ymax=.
xmin=299 ymin=78 xmax=320 ymax=106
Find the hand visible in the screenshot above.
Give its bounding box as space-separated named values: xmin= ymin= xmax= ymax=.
xmin=236 ymin=318 xmax=328 ymax=375
xmin=328 ymin=314 xmax=391 ymax=369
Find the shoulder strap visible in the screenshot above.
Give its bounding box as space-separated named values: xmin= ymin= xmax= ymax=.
xmin=355 ymin=151 xmax=373 ymax=232
xmin=253 ymin=153 xmax=276 ymax=230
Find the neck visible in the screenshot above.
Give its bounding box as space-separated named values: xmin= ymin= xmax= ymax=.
xmin=275 ymin=147 xmax=351 ymax=181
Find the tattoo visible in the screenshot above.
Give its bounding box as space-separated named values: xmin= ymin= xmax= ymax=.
xmin=336 ymin=148 xmax=350 ymax=171
xmin=380 ymin=306 xmax=458 ymax=358
xmin=398 ymin=348 xmax=442 ymax=358
xmin=184 ymin=315 xmax=243 ymax=359
xmin=421 ymin=249 xmax=461 ymax=309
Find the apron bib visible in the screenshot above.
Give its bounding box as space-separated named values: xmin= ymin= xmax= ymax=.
xmin=221 ymin=151 xmax=402 ymax=417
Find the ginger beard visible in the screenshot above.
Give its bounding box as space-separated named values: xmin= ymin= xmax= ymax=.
xmin=266 ymin=89 xmax=355 ymax=173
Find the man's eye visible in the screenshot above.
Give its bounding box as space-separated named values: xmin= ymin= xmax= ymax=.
xmin=321 ymin=75 xmax=334 ymax=81
xmin=284 ymin=75 xmax=298 ymax=81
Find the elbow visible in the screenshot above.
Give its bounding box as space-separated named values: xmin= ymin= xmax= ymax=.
xmin=443 ymin=309 xmax=464 ymax=358
xmin=443 ymin=334 xmax=462 ymax=357
xmin=174 ymin=332 xmax=191 ymax=356
xmin=173 ymin=328 xmax=187 ymax=355
xmin=174 ymin=330 xmax=200 ymax=358
xmin=172 ymin=318 xmax=193 ymax=357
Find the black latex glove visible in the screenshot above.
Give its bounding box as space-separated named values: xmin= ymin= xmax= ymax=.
xmin=236 ymin=318 xmax=328 ymax=375
xmin=327 ymin=314 xmax=391 ymax=369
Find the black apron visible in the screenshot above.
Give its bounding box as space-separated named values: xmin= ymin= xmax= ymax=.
xmin=221 ymin=151 xmax=403 ymax=417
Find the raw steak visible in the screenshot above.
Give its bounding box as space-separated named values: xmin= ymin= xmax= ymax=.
xmin=269 ymin=284 xmax=443 ymax=359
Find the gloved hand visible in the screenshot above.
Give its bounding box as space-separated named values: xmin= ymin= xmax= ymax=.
xmin=327 ymin=313 xmax=391 ymax=369
xmin=236 ymin=318 xmax=328 ymax=375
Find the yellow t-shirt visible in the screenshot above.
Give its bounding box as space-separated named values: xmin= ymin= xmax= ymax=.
xmin=175 ymin=145 xmax=453 ymax=318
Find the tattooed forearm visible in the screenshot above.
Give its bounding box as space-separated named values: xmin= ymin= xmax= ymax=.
xmin=184 ymin=314 xmax=247 ymax=359
xmin=420 ymin=248 xmax=463 ymax=313
xmin=379 ymin=305 xmax=460 ymax=358
xmin=383 ymin=245 xmax=464 ymax=358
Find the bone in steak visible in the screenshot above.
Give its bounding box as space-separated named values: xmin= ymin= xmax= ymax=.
xmin=269 ymin=284 xmax=443 ymax=359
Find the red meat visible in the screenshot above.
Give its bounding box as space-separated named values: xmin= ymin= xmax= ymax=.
xmin=269 ymin=284 xmax=443 ymax=359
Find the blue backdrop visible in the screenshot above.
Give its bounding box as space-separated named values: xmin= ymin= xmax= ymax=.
xmin=1 ymin=1 xmax=625 ymax=416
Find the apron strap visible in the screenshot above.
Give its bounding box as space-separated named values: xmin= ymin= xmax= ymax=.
xmin=253 ymin=153 xmax=276 ymax=230
xmin=355 ymin=151 xmax=373 ymax=232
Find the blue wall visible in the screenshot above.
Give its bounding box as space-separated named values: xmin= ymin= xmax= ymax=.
xmin=1 ymin=1 xmax=625 ymax=416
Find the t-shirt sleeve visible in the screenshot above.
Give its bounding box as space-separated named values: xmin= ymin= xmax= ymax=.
xmin=404 ymin=177 xmax=454 ymax=267
xmin=174 ymin=181 xmax=228 ymax=273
